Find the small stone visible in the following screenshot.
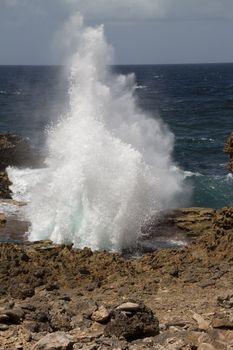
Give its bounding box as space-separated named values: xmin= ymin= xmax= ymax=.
xmin=216 ymin=292 xmax=233 ymax=308
xmin=33 ymin=331 xmax=73 ymax=350
xmin=116 ymin=302 xmax=141 ymax=312
xmin=59 ymin=295 xmax=71 ymax=302
xmin=45 ymin=282 xmax=59 ymax=291
xmin=0 ymin=314 xmax=10 ymax=323
xmin=0 ymin=324 xmax=9 ymax=331
xmin=21 ymin=288 xmax=35 ymax=299
xmin=211 ymin=314 xmax=233 ymax=329
xmin=3 ymin=308 xmax=24 ymax=324
xmin=79 ymin=266 xmax=90 ymax=275
xmin=192 ymin=313 xmax=210 ymax=331
xmin=91 ymin=305 xmax=111 ymax=323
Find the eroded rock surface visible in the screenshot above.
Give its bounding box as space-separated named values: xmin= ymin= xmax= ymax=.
xmin=224 ymin=132 xmax=233 ymax=172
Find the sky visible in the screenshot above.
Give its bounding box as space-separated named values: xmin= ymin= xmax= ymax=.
xmin=0 ymin=0 xmax=233 ymax=65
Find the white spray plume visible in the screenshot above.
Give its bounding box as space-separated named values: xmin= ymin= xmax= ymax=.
xmin=8 ymin=13 xmax=186 ymax=251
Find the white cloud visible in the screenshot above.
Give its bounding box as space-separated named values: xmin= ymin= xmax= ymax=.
xmin=1 ymin=0 xmax=233 ymax=23
xmin=63 ymin=0 xmax=233 ymax=21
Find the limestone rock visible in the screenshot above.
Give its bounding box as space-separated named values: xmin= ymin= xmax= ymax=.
xmin=104 ymin=301 xmax=159 ymax=341
xmin=91 ymin=305 xmax=110 ymax=323
xmin=174 ymin=208 xmax=215 ymax=235
xmin=33 ymin=331 xmax=73 ymax=350
xmin=116 ymin=302 xmax=141 ymax=312
xmin=216 ymin=292 xmax=233 ymax=308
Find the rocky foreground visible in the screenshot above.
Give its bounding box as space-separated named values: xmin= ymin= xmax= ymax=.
xmin=0 ymin=133 xmax=233 ymax=349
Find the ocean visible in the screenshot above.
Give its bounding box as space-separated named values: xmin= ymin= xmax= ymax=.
xmin=0 ymin=64 xmax=232 ymax=211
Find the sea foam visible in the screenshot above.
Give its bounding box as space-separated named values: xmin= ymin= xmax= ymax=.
xmin=8 ymin=15 xmax=186 ymax=251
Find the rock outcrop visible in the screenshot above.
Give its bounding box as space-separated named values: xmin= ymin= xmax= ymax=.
xmin=0 ymin=133 xmax=40 ymax=199
xmin=0 ymin=133 xmax=233 ymax=349
xmin=224 ymin=132 xmax=233 ymax=172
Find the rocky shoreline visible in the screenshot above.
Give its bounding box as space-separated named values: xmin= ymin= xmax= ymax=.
xmin=0 ymin=133 xmax=233 ymax=349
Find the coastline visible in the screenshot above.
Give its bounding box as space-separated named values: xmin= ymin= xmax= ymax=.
xmin=0 ymin=133 xmax=232 ymax=349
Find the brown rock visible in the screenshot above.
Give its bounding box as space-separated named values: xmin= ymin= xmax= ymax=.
xmin=104 ymin=302 xmax=159 ymax=341
xmin=33 ymin=332 xmax=73 ymax=350
xmin=91 ymin=305 xmax=110 ymax=323
xmin=224 ymin=133 xmax=233 ymax=172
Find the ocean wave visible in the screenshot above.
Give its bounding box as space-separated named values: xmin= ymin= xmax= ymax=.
xmin=183 ymin=170 xmax=202 ymax=178
xmin=177 ymin=136 xmax=215 ymax=143
xmin=0 ymin=199 xmax=24 ymax=217
xmin=135 ymin=84 xmax=147 ymax=90
xmin=226 ymin=173 xmax=233 ymax=181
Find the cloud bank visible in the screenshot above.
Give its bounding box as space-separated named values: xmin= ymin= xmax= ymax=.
xmin=2 ymin=0 xmax=233 ymax=22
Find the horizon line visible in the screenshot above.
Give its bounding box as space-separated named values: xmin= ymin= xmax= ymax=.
xmin=0 ymin=61 xmax=233 ymax=67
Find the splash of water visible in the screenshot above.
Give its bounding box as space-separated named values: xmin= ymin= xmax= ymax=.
xmin=8 ymin=15 xmax=186 ymax=251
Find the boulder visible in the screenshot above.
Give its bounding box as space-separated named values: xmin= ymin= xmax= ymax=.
xmin=104 ymin=301 xmax=159 ymax=341
xmin=0 ymin=133 xmax=37 ymax=171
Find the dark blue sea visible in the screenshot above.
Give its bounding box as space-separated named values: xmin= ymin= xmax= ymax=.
xmin=0 ymin=64 xmax=232 ymax=208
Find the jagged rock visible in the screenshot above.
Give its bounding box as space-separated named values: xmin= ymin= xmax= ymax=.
xmin=192 ymin=313 xmax=210 ymax=331
xmin=211 ymin=313 xmax=233 ymax=329
xmin=0 ymin=171 xmax=12 ymax=199
xmin=216 ymin=292 xmax=233 ymax=308
xmin=0 ymin=133 xmax=41 ymax=199
xmin=0 ymin=133 xmax=38 ymax=171
xmin=213 ymin=206 xmax=233 ymax=231
xmin=0 ymin=213 xmax=6 ymax=227
xmin=33 ymin=332 xmax=73 ymax=350
xmin=224 ymin=133 xmax=233 ymax=172
xmin=104 ymin=301 xmax=159 ymax=341
xmin=91 ymin=305 xmax=110 ymax=323
xmin=0 ymin=307 xmax=24 ymax=324
xmin=173 ymin=208 xmax=215 ymax=235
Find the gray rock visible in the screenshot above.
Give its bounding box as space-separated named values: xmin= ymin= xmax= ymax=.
xmin=33 ymin=331 xmax=73 ymax=350
xmin=116 ymin=302 xmax=141 ymax=312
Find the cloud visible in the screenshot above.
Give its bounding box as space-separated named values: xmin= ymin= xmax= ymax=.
xmin=1 ymin=0 xmax=233 ymax=24
xmin=63 ymin=0 xmax=233 ymax=22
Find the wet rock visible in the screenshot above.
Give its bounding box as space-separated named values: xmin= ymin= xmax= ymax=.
xmin=104 ymin=301 xmax=159 ymax=341
xmin=0 ymin=171 xmax=12 ymax=199
xmin=33 ymin=331 xmax=73 ymax=350
xmin=0 ymin=213 xmax=6 ymax=227
xmin=224 ymin=132 xmax=233 ymax=172
xmin=0 ymin=133 xmax=39 ymax=171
